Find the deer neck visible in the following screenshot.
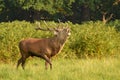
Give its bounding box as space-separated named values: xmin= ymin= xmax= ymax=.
xmin=53 ymin=35 xmax=68 ymax=45
xmin=49 ymin=36 xmax=67 ymax=55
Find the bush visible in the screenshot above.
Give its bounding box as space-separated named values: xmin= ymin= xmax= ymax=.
xmin=0 ymin=21 xmax=120 ymax=62
xmin=69 ymin=21 xmax=120 ymax=58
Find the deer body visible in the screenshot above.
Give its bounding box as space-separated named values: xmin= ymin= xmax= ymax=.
xmin=19 ymin=37 xmax=66 ymax=58
xmin=17 ymin=26 xmax=70 ymax=70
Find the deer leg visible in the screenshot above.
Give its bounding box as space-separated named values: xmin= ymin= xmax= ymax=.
xmin=17 ymin=57 xmax=22 ymax=69
xmin=42 ymin=55 xmax=52 ymax=70
xmin=21 ymin=54 xmax=29 ymax=70
xmin=21 ymin=58 xmax=27 ymax=70
xmin=45 ymin=58 xmax=52 ymax=70
xmin=45 ymin=61 xmax=49 ymax=70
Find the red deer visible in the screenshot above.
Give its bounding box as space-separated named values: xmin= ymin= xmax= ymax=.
xmin=17 ymin=23 xmax=71 ymax=70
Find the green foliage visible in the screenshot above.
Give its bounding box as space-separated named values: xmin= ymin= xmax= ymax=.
xmin=0 ymin=21 xmax=32 ymax=62
xmin=0 ymin=0 xmax=120 ymax=22
xmin=69 ymin=21 xmax=120 ymax=58
xmin=75 ymin=0 xmax=101 ymax=11
xmin=108 ymin=20 xmax=120 ymax=31
xmin=13 ymin=0 xmax=74 ymax=14
xmin=0 ymin=0 xmax=5 ymax=12
xmin=0 ymin=21 xmax=120 ymax=62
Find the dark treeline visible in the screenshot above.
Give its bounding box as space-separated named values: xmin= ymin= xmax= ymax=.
xmin=0 ymin=0 xmax=120 ymax=23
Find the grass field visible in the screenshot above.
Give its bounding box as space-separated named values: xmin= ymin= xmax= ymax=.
xmin=0 ymin=56 xmax=120 ymax=80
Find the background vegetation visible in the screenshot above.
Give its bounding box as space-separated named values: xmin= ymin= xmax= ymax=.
xmin=0 ymin=0 xmax=120 ymax=23
xmin=0 ymin=21 xmax=119 ymax=62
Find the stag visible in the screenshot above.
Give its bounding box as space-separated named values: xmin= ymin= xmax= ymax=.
xmin=17 ymin=23 xmax=71 ymax=70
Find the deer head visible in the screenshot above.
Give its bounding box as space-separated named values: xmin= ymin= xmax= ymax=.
xmin=35 ymin=22 xmax=71 ymax=40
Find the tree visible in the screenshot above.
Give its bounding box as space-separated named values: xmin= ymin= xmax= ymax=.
xmin=71 ymin=0 xmax=101 ymax=22
xmin=0 ymin=0 xmax=120 ymax=22
xmin=11 ymin=0 xmax=74 ymax=21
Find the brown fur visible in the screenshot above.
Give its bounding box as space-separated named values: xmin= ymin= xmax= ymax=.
xmin=17 ymin=28 xmax=70 ymax=70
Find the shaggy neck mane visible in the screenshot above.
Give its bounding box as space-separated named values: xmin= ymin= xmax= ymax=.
xmin=52 ymin=35 xmax=68 ymax=46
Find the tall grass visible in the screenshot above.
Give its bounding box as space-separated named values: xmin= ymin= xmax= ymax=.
xmin=0 ymin=56 xmax=120 ymax=80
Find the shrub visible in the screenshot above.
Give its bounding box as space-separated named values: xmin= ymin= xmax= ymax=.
xmin=0 ymin=21 xmax=120 ymax=62
xmin=69 ymin=21 xmax=120 ymax=58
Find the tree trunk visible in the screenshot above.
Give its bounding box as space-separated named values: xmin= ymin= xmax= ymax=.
xmin=81 ymin=4 xmax=90 ymax=21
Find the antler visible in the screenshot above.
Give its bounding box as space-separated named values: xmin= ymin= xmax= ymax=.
xmin=35 ymin=22 xmax=55 ymax=31
xmin=35 ymin=26 xmax=53 ymax=31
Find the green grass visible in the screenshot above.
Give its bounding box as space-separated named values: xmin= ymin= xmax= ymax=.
xmin=0 ymin=56 xmax=120 ymax=80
